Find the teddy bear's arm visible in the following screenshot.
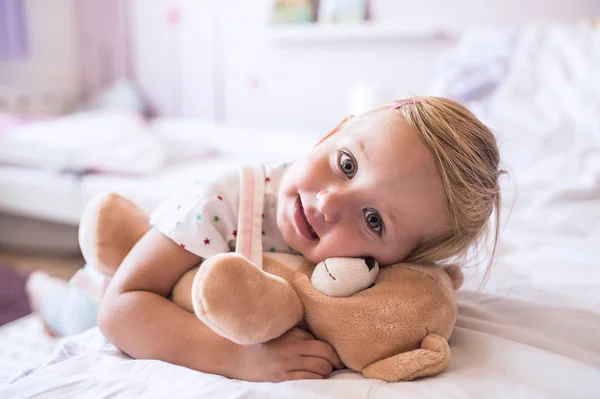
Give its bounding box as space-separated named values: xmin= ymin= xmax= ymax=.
xmin=190 ymin=253 xmax=305 ymax=345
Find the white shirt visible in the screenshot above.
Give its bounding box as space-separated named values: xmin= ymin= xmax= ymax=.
xmin=150 ymin=163 xmax=296 ymax=259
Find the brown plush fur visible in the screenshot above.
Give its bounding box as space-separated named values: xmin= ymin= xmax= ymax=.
xmin=82 ymin=192 xmax=462 ymax=382
xmin=191 ymin=253 xmax=305 ymax=345
xmin=293 ymin=264 xmax=457 ymax=379
xmin=78 ymin=192 xmax=150 ymax=277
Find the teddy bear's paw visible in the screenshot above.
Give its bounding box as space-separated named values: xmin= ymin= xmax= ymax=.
xmin=192 ymin=253 xmax=304 ymax=345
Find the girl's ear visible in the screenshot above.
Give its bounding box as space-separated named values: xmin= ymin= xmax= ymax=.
xmin=314 ymin=115 xmax=354 ymax=147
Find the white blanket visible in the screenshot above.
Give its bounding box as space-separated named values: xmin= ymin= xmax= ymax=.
xmin=0 ymin=111 xmax=167 ymax=175
xmin=1 ymin=284 xmax=598 ymax=398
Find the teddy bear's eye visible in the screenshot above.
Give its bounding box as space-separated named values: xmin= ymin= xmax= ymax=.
xmin=362 ymin=256 xmax=377 ymax=270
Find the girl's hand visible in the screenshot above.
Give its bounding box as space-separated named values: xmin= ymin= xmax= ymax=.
xmin=232 ymin=327 xmax=343 ymax=382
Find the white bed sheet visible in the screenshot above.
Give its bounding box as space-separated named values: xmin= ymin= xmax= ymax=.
xmin=1 ymin=287 xmax=598 ymax=399
xmin=0 ymin=315 xmax=58 ymax=376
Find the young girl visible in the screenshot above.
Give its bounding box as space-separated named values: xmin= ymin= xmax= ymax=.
xmin=33 ymin=97 xmax=503 ymax=382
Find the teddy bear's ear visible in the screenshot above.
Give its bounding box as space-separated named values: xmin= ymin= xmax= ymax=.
xmin=361 ymin=333 xmax=450 ymax=382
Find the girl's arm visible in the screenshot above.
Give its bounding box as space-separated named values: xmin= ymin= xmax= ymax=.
xmin=98 ymin=228 xmax=341 ymax=382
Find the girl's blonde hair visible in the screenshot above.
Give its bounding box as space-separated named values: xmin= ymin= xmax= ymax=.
xmin=380 ymin=97 xmax=503 ymax=273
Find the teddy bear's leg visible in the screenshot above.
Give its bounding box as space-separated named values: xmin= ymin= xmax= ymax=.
xmin=361 ymin=333 xmax=450 ymax=381
xmin=79 ymin=192 xmax=151 ymax=277
xmin=192 ymin=253 xmax=304 ymax=345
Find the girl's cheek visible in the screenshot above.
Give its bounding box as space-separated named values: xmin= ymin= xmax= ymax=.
xmin=298 ymin=162 xmax=317 ymax=185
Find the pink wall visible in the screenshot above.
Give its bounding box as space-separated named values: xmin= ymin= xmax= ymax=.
xmin=75 ymin=0 xmax=129 ymax=101
xmin=127 ymin=0 xmax=217 ymax=118
xmin=0 ymin=0 xmax=80 ymax=115
xmin=2 ymin=0 xmax=597 ymax=120
xmin=126 ymin=0 xmax=598 ymax=130
xmin=218 ymin=0 xmax=599 ymax=131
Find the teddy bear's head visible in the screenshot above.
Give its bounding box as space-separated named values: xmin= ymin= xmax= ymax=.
xmin=293 ymin=262 xmax=462 ymax=381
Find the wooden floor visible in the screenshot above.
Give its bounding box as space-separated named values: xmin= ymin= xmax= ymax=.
xmin=0 ymin=250 xmax=83 ymax=281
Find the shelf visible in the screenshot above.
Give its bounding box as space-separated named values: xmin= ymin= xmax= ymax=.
xmin=267 ymin=23 xmax=445 ymax=43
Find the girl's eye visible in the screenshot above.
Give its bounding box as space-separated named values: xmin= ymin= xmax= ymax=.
xmin=364 ymin=209 xmax=383 ymax=235
xmin=339 ymin=151 xmax=357 ymax=178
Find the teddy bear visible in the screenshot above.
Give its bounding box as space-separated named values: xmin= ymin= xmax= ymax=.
xmin=80 ymin=192 xmax=463 ymax=381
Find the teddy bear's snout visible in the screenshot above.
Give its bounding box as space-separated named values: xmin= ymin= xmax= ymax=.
xmin=311 ymin=257 xmax=380 ymax=297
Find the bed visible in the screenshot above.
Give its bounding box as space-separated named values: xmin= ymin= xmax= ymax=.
xmin=0 ymin=115 xmax=320 ymax=252
xmin=1 ymin=125 xmax=599 ymax=399
xmin=1 ymin=23 xmax=599 ymax=398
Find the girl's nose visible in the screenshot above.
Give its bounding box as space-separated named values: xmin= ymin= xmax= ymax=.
xmin=316 ymin=188 xmax=346 ymax=223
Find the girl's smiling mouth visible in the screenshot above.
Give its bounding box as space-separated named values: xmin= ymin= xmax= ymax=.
xmin=294 ymin=196 xmax=319 ymax=241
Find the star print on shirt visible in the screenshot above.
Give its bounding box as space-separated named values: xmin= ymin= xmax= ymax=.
xmin=151 ymin=164 xmax=293 ymax=261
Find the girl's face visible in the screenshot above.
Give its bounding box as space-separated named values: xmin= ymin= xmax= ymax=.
xmin=277 ymin=110 xmax=450 ymax=266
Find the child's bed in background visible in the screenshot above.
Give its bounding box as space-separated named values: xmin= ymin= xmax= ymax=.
xmin=0 ymin=114 xmax=320 ymax=251
xmin=1 ymin=22 xmax=600 ymax=398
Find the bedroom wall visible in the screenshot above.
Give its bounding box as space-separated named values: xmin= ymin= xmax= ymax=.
xmin=127 ymin=0 xmax=598 ymax=130
xmin=218 ymin=0 xmax=599 ymax=131
xmin=75 ymin=0 xmax=129 ymax=101
xmin=3 ymin=0 xmax=596 ymax=126
xmin=0 ymin=0 xmax=80 ymax=115
xmin=127 ymin=0 xmax=217 ymax=118
xmin=0 ymin=0 xmax=129 ymax=115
